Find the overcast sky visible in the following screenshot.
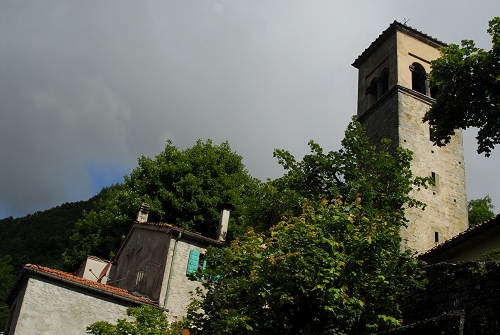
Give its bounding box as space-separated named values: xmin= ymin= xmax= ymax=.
xmin=1 ymin=1 xmax=499 ymax=219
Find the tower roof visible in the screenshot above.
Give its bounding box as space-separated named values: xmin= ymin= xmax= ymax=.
xmin=352 ymin=21 xmax=447 ymax=68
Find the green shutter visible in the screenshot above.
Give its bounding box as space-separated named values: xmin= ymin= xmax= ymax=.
xmin=186 ymin=250 xmax=200 ymax=275
xmin=203 ymin=260 xmax=207 ymax=270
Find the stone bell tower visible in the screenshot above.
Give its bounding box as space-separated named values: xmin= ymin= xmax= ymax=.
xmin=352 ymin=22 xmax=468 ymax=253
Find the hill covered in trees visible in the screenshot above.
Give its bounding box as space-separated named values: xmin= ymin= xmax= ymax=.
xmin=0 ymin=185 xmax=120 ymax=274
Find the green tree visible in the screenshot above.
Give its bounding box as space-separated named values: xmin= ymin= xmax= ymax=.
xmin=272 ymin=119 xmax=428 ymax=224
xmin=468 ymin=195 xmax=495 ymax=227
xmin=64 ymin=140 xmax=252 ymax=269
xmin=87 ymin=306 xmax=185 ymax=335
xmin=187 ymin=201 xmax=422 ymax=335
xmin=0 ymin=255 xmax=15 ymax=329
xmin=186 ymin=119 xmax=428 ymax=334
xmin=423 ymin=17 xmax=500 ymax=156
xmin=240 ymin=119 xmax=429 ymax=235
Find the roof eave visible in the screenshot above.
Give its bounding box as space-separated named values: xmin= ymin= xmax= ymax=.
xmin=352 ymin=21 xmax=447 ymax=68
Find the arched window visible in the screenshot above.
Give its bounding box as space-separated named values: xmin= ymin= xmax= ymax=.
xmin=378 ymin=68 xmax=389 ymax=97
xmin=410 ymin=62 xmax=427 ymax=95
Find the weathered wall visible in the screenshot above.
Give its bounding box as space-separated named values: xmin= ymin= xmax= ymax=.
xmin=359 ymin=90 xmax=399 ymax=148
xmin=395 ymin=31 xmax=441 ymax=89
xmin=355 ymin=26 xmax=468 ymax=253
xmin=78 ymin=256 xmax=111 ymax=284
xmin=395 ymin=262 xmax=500 ymax=334
xmin=111 ymin=227 xmax=171 ymax=302
xmin=8 ymin=277 xmax=133 ymax=335
xmin=356 ymin=32 xmax=397 ymax=116
xmin=160 ymin=238 xmax=207 ymax=318
xmin=398 ymin=91 xmax=468 ymax=252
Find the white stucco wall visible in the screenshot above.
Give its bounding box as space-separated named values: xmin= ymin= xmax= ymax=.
xmin=10 ymin=277 xmax=133 ymax=335
xmin=159 ymin=238 xmax=207 ymax=318
xmin=79 ymin=257 xmax=111 ymax=284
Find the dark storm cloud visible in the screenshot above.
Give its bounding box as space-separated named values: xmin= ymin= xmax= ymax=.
xmin=1 ymin=0 xmax=499 ymax=217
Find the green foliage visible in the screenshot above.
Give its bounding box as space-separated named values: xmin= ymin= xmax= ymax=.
xmin=64 ymin=140 xmax=252 ymax=269
xmin=268 ymin=118 xmax=429 ymax=226
xmin=86 ymin=306 xmax=185 ymax=335
xmin=424 ymin=17 xmax=500 ymax=156
xmin=476 ymin=248 xmax=500 ymax=262
xmin=0 ymin=186 xmax=117 ymax=273
xmin=186 ymin=119 xmax=427 ymax=334
xmin=468 ymin=195 xmax=495 ymax=227
xmin=0 ymin=255 xmax=15 ymax=330
xmin=187 ymin=201 xmax=423 ymax=334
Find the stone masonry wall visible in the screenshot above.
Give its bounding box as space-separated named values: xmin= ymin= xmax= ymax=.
xmin=397 ymin=262 xmax=500 ymax=335
xmin=398 ymin=91 xmax=468 ymax=252
xmin=392 ymin=262 xmax=500 ymax=335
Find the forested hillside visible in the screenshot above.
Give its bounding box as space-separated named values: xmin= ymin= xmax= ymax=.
xmin=0 ymin=185 xmax=120 ymax=274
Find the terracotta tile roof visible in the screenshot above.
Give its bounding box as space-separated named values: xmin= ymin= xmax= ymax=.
xmin=352 ymin=21 xmax=447 ymax=68
xmin=418 ymin=213 xmax=500 ymax=260
xmin=134 ymin=221 xmax=223 ymax=246
xmin=24 ymin=264 xmax=157 ymax=306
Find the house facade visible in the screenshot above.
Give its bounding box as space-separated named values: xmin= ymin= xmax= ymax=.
xmin=5 ymin=204 xmax=231 ymax=334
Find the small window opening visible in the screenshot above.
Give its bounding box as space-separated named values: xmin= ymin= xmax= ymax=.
xmin=410 ymin=62 xmax=427 ymax=95
xmin=378 ymin=68 xmax=389 ymax=97
xmin=366 ymin=78 xmax=378 ymax=106
xmin=136 ymin=270 xmax=144 ymax=285
xmin=431 ymin=171 xmax=439 ymax=190
xmin=435 ymin=232 xmax=439 ymax=243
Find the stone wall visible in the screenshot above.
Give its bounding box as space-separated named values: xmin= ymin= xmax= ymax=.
xmin=394 ymin=262 xmax=500 ymax=334
xmin=398 ymin=90 xmax=468 ymax=252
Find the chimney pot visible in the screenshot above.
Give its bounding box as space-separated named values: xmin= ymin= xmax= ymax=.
xmin=136 ymin=203 xmax=150 ymax=223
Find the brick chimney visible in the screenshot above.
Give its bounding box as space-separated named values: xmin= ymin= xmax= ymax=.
xmin=136 ymin=203 xmax=150 ymax=223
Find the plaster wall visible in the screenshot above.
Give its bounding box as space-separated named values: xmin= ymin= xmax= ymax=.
xmin=9 ymin=277 xmax=132 ymax=335
xmin=111 ymin=227 xmax=171 ymax=302
xmin=395 ymin=31 xmax=441 ymax=89
xmin=424 ymin=225 xmax=500 ymax=263
xmin=78 ymin=257 xmax=111 ymax=284
xmin=160 ymin=238 xmax=206 ymax=318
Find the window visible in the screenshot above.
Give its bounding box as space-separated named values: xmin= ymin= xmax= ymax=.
xmin=378 ymin=68 xmax=389 ymax=96
xmin=410 ymin=62 xmax=427 ymax=95
xmin=431 ymin=171 xmax=439 ymax=191
xmin=136 ymin=270 xmax=144 ymax=285
xmin=186 ymin=249 xmax=206 ymax=276
xmin=435 ymin=232 xmax=439 ymax=243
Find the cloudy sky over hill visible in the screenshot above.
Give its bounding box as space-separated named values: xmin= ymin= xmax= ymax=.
xmin=1 ymin=0 xmax=499 ymax=218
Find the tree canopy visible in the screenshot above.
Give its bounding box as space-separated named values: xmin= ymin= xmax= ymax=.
xmin=87 ymin=306 xmax=185 ymax=335
xmin=468 ymin=195 xmax=495 ymax=227
xmin=424 ymin=17 xmax=500 ymax=156
xmin=0 ymin=255 xmax=15 ymax=329
xmin=185 ymin=119 xmax=428 ymax=334
xmin=63 ymin=140 xmax=252 ymax=269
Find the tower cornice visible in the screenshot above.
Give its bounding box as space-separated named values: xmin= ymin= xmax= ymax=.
xmin=352 ymin=21 xmax=447 ymax=69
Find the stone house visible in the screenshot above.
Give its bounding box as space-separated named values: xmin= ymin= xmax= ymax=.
xmin=5 ymin=204 xmax=231 ymax=334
